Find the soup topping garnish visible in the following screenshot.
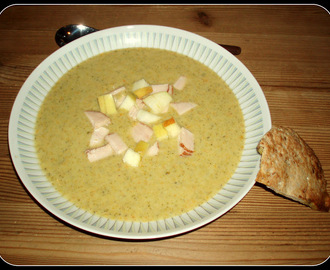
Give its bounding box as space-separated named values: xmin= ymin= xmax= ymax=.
xmin=84 ymin=76 xmax=197 ymax=167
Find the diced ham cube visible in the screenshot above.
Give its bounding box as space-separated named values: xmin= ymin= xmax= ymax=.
xmin=86 ymin=143 xmax=114 ymax=162
xmin=131 ymin=122 xmax=153 ymax=143
xmin=173 ymin=76 xmax=187 ymax=90
xmin=151 ymin=84 xmax=173 ymax=95
xmin=89 ymin=126 xmax=110 ymax=147
xmin=84 ymin=111 xmax=111 ymax=129
xmin=110 ymin=86 xmax=126 ymax=96
xmin=178 ymin=127 xmax=194 ymax=156
xmin=135 ymin=99 xmax=146 ymax=109
xmin=170 ymin=102 xmax=197 ymax=115
xmin=151 ymin=84 xmax=169 ymax=93
xmin=167 ymin=85 xmax=173 ymax=95
xmin=128 ymin=105 xmax=139 ymax=120
xmin=105 ymin=133 xmax=128 ymax=154
xmin=146 ymin=142 xmax=159 ymax=156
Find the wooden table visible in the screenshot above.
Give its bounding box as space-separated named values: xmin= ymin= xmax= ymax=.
xmin=1 ymin=4 xmax=329 ymax=266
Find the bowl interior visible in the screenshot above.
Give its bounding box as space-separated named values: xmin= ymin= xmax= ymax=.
xmin=8 ymin=25 xmax=271 ymax=239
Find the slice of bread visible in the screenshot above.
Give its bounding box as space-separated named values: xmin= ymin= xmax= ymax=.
xmin=256 ymin=126 xmax=330 ymax=212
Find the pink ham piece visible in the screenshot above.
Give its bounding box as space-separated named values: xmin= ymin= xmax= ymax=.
xmin=89 ymin=126 xmax=110 ymax=147
xmin=151 ymin=84 xmax=173 ymax=95
xmin=167 ymin=85 xmax=173 ymax=95
xmin=131 ymin=122 xmax=153 ymax=142
xmin=170 ymin=102 xmax=197 ymax=115
xmin=128 ymin=105 xmax=139 ymax=120
xmin=84 ymin=111 xmax=111 ymax=129
xmin=146 ymin=141 xmax=159 ymax=156
xmin=135 ymin=99 xmax=146 ymax=109
xmin=86 ymin=143 xmax=114 ymax=162
xmin=173 ymin=76 xmax=187 ymax=90
xmin=105 ymin=133 xmax=128 ymax=154
xmin=178 ymin=127 xmax=194 ymax=156
xmin=110 ymin=86 xmax=126 ymax=95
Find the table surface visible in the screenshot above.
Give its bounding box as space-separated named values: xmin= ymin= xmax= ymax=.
xmin=0 ymin=4 xmax=329 ymax=266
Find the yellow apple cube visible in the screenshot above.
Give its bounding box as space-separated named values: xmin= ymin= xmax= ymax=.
xmin=163 ymin=117 xmax=181 ymax=138
xmin=119 ymin=93 xmax=136 ymax=111
xmin=134 ymin=141 xmax=149 ymax=156
xmin=133 ymin=86 xmax=153 ymax=99
xmin=153 ymin=123 xmax=168 ymax=141
xmin=97 ymin=93 xmax=117 ymax=115
xmin=123 ymin=148 xmax=141 ymax=167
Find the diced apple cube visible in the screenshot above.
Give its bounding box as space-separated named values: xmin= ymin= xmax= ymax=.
xmin=133 ymin=86 xmax=153 ymax=99
xmin=110 ymin=86 xmax=126 ymax=108
xmin=86 ymin=143 xmax=114 ymax=162
xmin=123 ymin=148 xmax=141 ymax=167
xmin=143 ymin=91 xmax=173 ymax=114
xmin=136 ymin=110 xmax=161 ymax=124
xmin=162 ymin=117 xmax=181 ymax=138
xmin=97 ymin=93 xmax=117 ymax=115
xmin=134 ymin=141 xmax=149 ymax=156
xmin=132 ymin=79 xmax=150 ymax=92
xmin=84 ymin=111 xmax=111 ymax=129
xmin=119 ymin=93 xmax=136 ymax=111
xmin=153 ymin=123 xmax=168 ymax=141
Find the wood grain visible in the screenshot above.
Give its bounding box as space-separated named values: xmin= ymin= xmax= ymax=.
xmin=0 ymin=4 xmax=329 ymax=266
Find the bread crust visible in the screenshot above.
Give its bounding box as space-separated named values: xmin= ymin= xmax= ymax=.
xmin=256 ymin=126 xmax=330 ymax=212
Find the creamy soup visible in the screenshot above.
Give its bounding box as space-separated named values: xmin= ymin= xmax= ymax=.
xmin=35 ymin=48 xmax=245 ymax=222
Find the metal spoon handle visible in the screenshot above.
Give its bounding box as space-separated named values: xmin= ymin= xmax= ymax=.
xmin=220 ymin=44 xmax=241 ymax=55
xmin=55 ymin=24 xmax=241 ymax=55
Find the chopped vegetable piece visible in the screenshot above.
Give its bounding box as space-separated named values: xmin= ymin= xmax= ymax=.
xmin=110 ymin=86 xmax=126 ymax=108
xmin=167 ymin=85 xmax=173 ymax=95
xmin=151 ymin=84 xmax=169 ymax=93
xmin=178 ymin=127 xmax=194 ymax=156
xmin=134 ymin=141 xmax=149 ymax=155
xmin=123 ymin=148 xmax=141 ymax=167
xmin=153 ymin=123 xmax=168 ymax=141
xmin=111 ymin=86 xmax=126 ymax=95
xmin=89 ymin=126 xmax=110 ymax=147
xmin=119 ymin=93 xmax=136 ymax=111
xmin=133 ymin=86 xmax=153 ymax=99
xmin=105 ymin=133 xmax=128 ymax=154
xmin=84 ymin=111 xmax=111 ymax=129
xmin=146 ymin=142 xmax=159 ymax=156
xmin=136 ymin=110 xmax=161 ymax=124
xmin=97 ymin=93 xmax=117 ymax=115
xmin=86 ymin=143 xmax=114 ymax=162
xmin=173 ymin=75 xmax=187 ymax=90
xmin=170 ymin=102 xmax=197 ymax=115
xmin=163 ymin=117 xmax=181 ymax=138
xmin=131 ymin=122 xmax=153 ymax=142
xmin=143 ymin=91 xmax=173 ymax=114
xmin=132 ymin=79 xmax=150 ymax=92
xmin=128 ymin=105 xmax=139 ymax=120
xmin=135 ymin=99 xmax=146 ymax=109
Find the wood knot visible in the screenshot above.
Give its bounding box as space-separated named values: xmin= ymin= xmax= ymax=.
xmin=197 ymin=11 xmax=212 ymax=27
